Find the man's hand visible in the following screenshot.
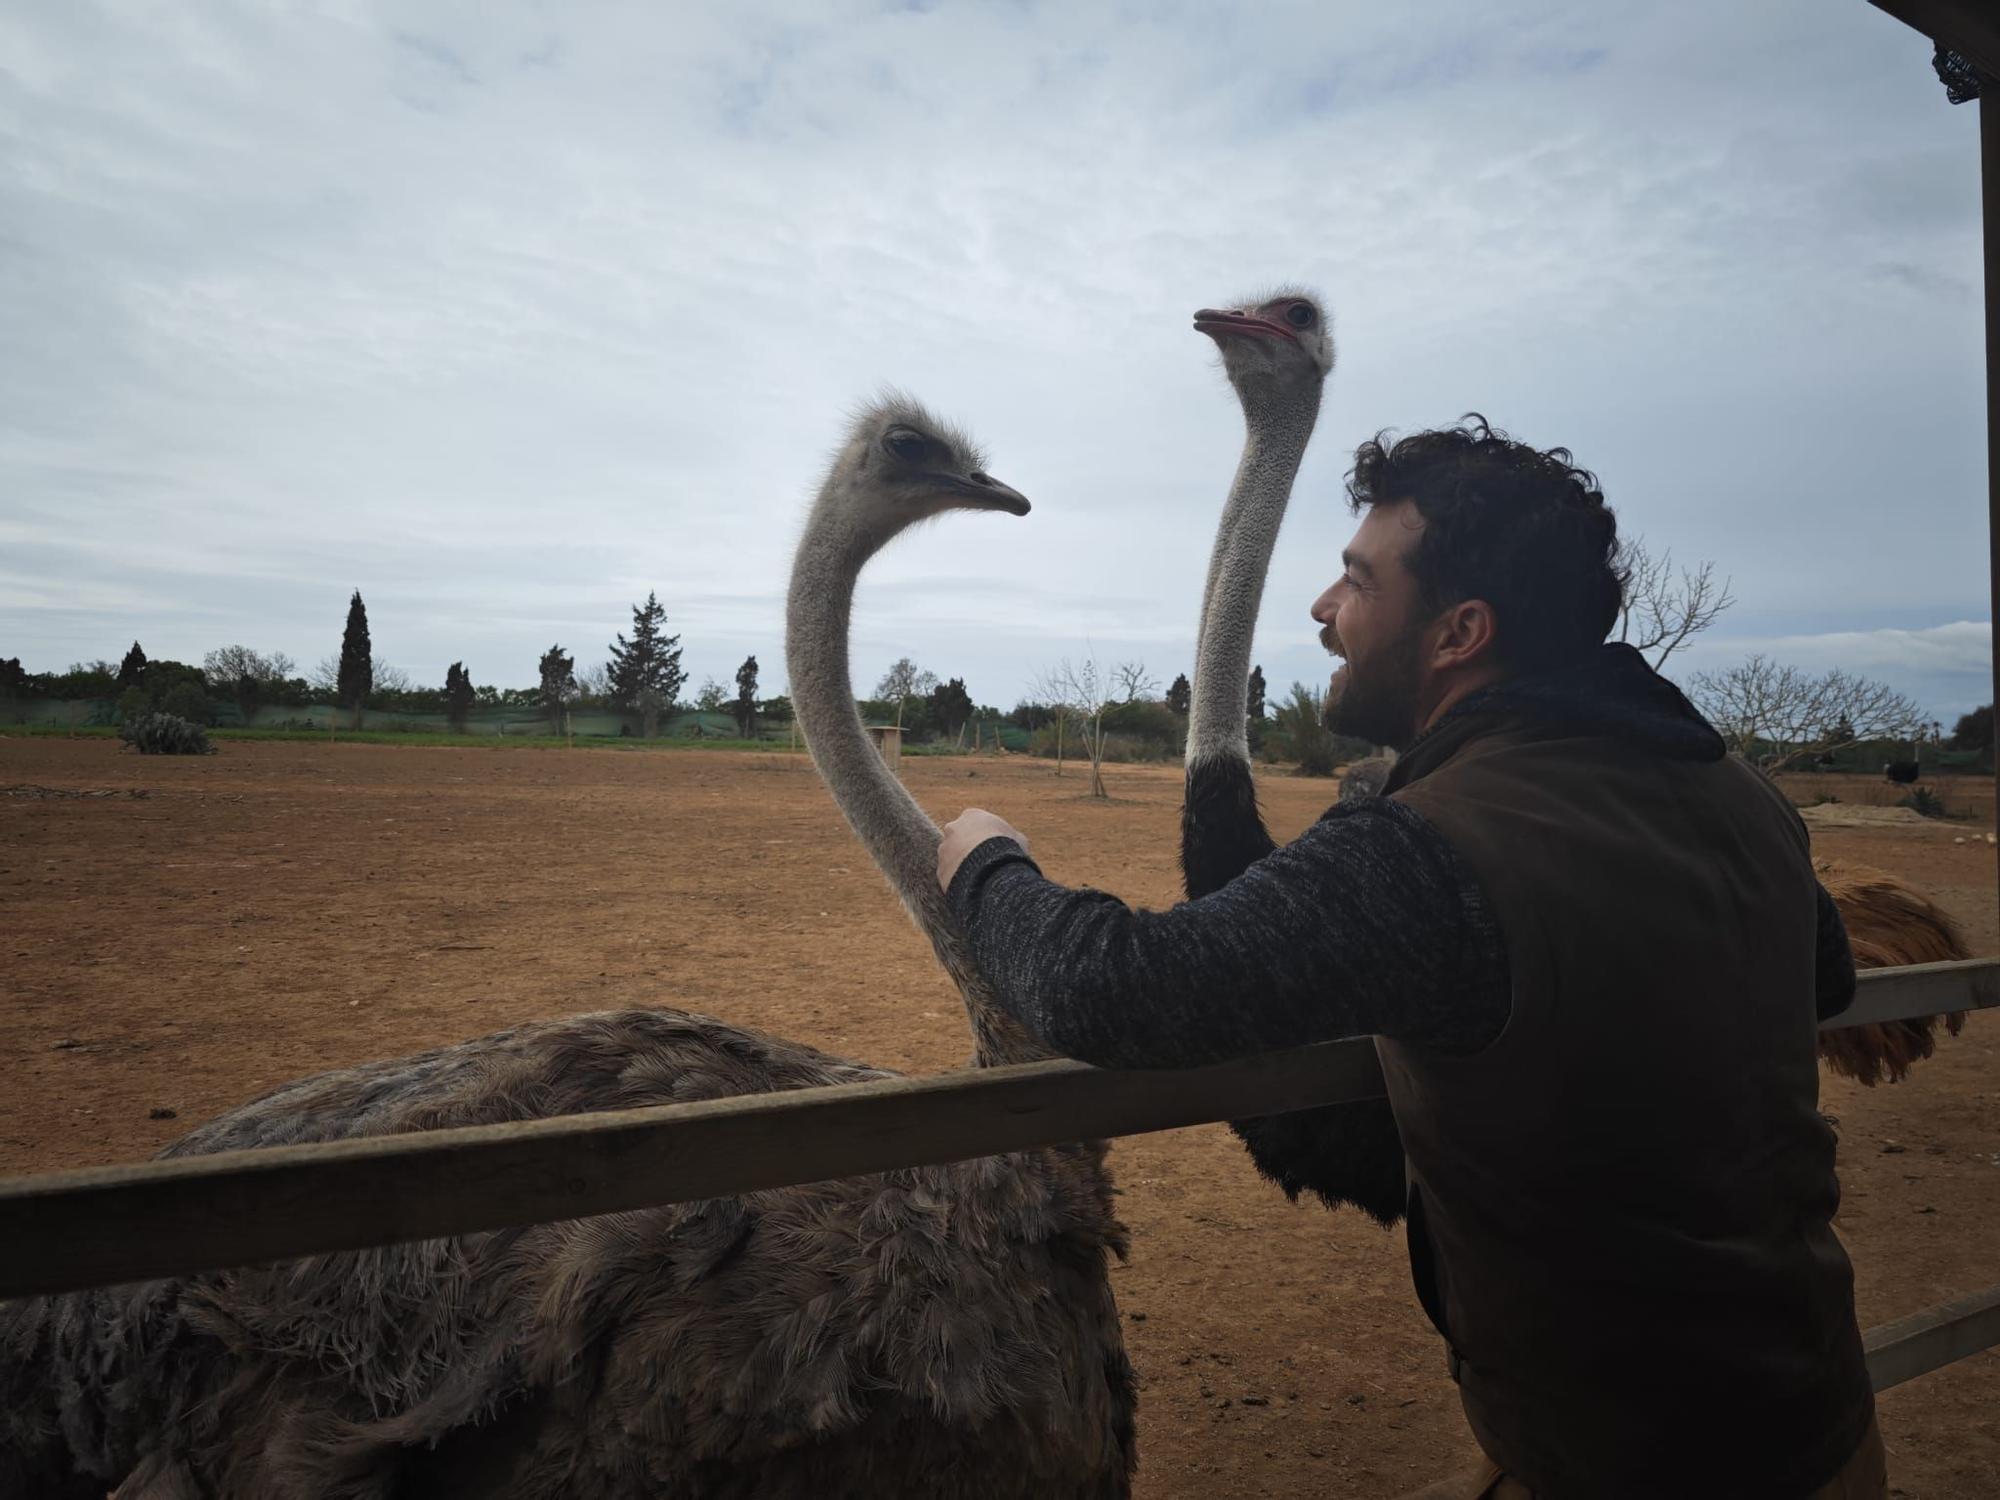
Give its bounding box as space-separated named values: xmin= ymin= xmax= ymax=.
xmin=938 ymin=808 xmax=1030 ymax=892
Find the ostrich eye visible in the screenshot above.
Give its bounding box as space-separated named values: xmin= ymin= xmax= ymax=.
xmin=1283 ymin=303 xmax=1315 ymax=329
xmin=883 ymin=428 xmax=930 ymax=462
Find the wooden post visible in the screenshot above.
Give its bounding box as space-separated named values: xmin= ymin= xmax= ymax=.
xmin=1872 ymin=0 xmax=2000 ymax=944
xmin=1983 ymin=88 xmax=1999 ymax=928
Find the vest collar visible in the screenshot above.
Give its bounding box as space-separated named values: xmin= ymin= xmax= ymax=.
xmin=1385 ymin=643 xmax=1726 ymax=795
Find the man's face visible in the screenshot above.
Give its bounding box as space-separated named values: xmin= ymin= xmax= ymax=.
xmin=1310 ymin=500 xmax=1433 ymax=750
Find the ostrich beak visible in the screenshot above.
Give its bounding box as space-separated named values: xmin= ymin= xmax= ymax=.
xmin=935 ymin=471 xmax=1031 ymax=516
xmin=1192 ymin=307 xmax=1299 ymax=345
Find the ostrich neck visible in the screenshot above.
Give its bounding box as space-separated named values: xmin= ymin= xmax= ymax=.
xmin=1186 ymin=384 xmax=1322 ymax=764
xmin=785 ymin=504 xmax=1054 ymax=1068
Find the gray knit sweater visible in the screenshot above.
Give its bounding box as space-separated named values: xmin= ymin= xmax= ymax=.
xmin=945 ymin=797 xmax=1512 ymax=1068
xmin=946 ymin=661 xmax=1859 ymax=1072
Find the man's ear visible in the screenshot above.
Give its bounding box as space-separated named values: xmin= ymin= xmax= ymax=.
xmin=1430 ymin=598 xmax=1499 ymax=672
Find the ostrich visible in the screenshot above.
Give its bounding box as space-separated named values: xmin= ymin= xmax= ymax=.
xmin=1176 ymin=289 xmax=1410 ymax=1225
xmin=1179 ymin=298 xmax=1968 ymax=1230
xmin=0 ymin=398 xmax=1136 ymax=1500
xmin=1814 ymin=856 xmax=1969 ymax=1085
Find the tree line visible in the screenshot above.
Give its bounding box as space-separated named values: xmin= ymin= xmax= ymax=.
xmin=4 ymin=553 xmax=1980 ymax=772
xmin=0 ymin=585 xmax=1312 ymax=767
xmin=5 ymin=591 xmax=726 ymax=738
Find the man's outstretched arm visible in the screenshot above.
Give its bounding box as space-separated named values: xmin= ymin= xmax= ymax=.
xmin=941 ymin=800 xmax=1510 ymax=1070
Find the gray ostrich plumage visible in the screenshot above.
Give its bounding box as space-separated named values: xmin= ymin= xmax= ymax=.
xmin=0 ymin=397 xmax=1136 ymax=1500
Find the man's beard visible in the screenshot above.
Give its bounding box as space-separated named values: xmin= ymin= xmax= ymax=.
xmin=1321 ymin=620 xmax=1425 ymax=750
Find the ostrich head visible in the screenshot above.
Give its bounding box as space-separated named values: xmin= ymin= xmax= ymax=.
xmin=1192 ymin=288 xmax=1334 ymax=397
xmin=815 ymin=394 xmax=1029 ymax=555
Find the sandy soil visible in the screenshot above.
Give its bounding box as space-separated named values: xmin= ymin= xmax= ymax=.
xmin=2 ymin=742 xmax=1995 ymax=1497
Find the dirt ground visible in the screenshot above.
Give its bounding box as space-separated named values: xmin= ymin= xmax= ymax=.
xmin=2 ymin=742 xmax=1996 ymax=1497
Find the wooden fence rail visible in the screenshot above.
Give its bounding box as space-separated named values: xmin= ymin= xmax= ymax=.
xmin=1 ymin=958 xmax=1995 ymax=1306
xmin=1864 ymin=1283 xmax=2000 ymax=1392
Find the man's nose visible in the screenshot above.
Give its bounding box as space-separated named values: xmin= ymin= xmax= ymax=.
xmin=1310 ymin=583 xmax=1341 ymax=623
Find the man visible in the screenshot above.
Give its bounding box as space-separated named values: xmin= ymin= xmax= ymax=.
xmin=936 ymin=419 xmax=1884 ymax=1499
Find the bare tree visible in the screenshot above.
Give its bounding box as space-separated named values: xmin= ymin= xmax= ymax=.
xmin=1034 ymin=657 xmax=1115 ymax=798
xmin=371 ymin=663 xmax=414 ymax=696
xmin=1617 ymin=538 xmax=1735 ymax=669
xmin=874 ymin=657 xmax=938 ymax=729
xmin=1112 ymin=661 xmax=1158 ymax=703
xmin=1689 ymin=655 xmax=1928 ymax=770
xmin=203 ymin=646 xmax=295 ymax=726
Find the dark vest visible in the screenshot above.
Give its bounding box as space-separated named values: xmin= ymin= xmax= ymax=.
xmin=1381 ymin=715 xmax=1873 ymax=1499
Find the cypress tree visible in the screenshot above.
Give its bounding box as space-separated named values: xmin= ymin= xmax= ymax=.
xmin=538 ymin=645 xmax=577 ymax=733
xmin=338 ymin=590 xmax=373 ymax=727
xmin=117 ymin=641 xmax=148 ymax=690
xmin=733 ymin=655 xmax=759 ymax=738
xmin=443 ymin=662 xmax=474 ymax=731
xmin=1165 ymin=672 xmax=1191 ymax=717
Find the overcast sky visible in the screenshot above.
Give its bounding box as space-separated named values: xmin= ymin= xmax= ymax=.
xmin=1 ymin=2 xmax=1989 ymax=722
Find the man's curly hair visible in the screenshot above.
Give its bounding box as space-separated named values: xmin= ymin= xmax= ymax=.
xmin=1346 ymin=414 xmax=1626 ymax=673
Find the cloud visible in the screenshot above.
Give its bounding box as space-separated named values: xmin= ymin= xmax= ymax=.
xmin=1867 ymin=260 xmax=1974 ymax=302
xmin=1665 ymin=620 xmax=1992 ymax=725
xmin=0 ymin=0 xmax=1987 ymax=713
xmin=1748 ymin=620 xmax=1992 ymax=677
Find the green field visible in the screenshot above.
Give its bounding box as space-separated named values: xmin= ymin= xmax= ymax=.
xmin=2 ymin=722 xmax=980 ymax=755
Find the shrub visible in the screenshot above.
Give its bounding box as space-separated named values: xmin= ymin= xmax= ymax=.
xmin=1898 ymin=786 xmax=1947 ymax=820
xmin=1264 ymin=682 xmax=1339 ymax=777
xmin=120 ymin=713 xmax=216 ymax=755
xmin=116 ymin=686 xmax=151 ymax=724
xmin=160 ymin=681 xmax=213 ymax=724
xmin=1100 ymin=699 xmax=1184 ymax=760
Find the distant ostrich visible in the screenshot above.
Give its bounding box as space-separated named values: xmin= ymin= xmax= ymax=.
xmin=1176 ymin=289 xmax=1409 ymax=1226
xmin=1883 ymin=759 xmax=1922 ymax=785
xmin=0 ymin=399 xmax=1136 ymax=1500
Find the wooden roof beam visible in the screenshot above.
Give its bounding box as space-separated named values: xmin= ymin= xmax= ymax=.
xmin=1869 ymin=0 xmax=2000 ymax=84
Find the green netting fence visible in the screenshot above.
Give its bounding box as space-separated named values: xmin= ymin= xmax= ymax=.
xmin=4 ymin=699 xmax=750 ymax=739
xmin=2 ymin=698 xmax=1038 ymax=751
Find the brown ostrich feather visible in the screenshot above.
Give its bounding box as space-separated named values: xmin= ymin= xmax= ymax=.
xmin=1 ymin=1011 xmax=1134 ymax=1499
xmin=1815 ymin=857 xmax=1969 ymax=1087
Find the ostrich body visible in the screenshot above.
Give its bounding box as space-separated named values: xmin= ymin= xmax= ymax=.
xmin=1179 ymin=290 xmax=1411 ymax=1225
xmin=1813 ymin=856 xmax=1969 ymax=1085
xmin=1 ymin=400 xmax=1135 ymax=1500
